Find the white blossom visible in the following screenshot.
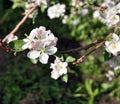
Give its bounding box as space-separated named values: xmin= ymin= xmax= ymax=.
xmin=106 ymin=14 xmax=120 ymax=27
xmin=27 ymin=41 xmax=57 ymax=64
xmin=105 ymin=33 xmax=120 ymax=56
xmin=62 ymin=15 xmax=68 ymax=24
xmin=47 ymin=3 xmax=66 ymax=19
xmin=27 ymin=0 xmax=48 ymax=6
xmin=93 ymin=2 xmax=120 ymax=28
xmin=22 ymin=26 xmax=57 ymax=50
xmin=105 ymin=70 xmax=114 ymax=81
xmin=81 ymin=8 xmax=89 ymax=16
xmin=6 ymin=34 xmax=18 ymax=44
xmin=93 ymin=10 xmax=100 ymax=18
xmin=105 ymin=56 xmax=120 ymax=70
xmin=24 ymin=26 xmax=58 ymax=64
xmin=22 ymin=32 xmax=36 ymax=50
xmin=35 ymin=0 xmax=48 ymax=6
xmin=50 ymin=57 xmax=68 ymax=80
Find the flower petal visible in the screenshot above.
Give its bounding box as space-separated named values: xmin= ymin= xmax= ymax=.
xmin=45 ymin=46 xmax=57 ymax=55
xmin=22 ymin=43 xmax=29 ymax=50
xmin=51 ymin=70 xmax=60 ymax=80
xmin=27 ymin=50 xmax=40 ymax=59
xmin=113 ymin=33 xmax=119 ymax=41
xmin=39 ymin=53 xmax=49 ymax=64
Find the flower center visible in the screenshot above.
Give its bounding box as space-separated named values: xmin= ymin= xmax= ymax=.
xmin=40 ymin=48 xmax=45 ymax=53
xmin=112 ymin=16 xmax=118 ymax=21
xmin=112 ymin=44 xmax=117 ymax=50
xmin=58 ymin=65 xmax=63 ymax=70
xmin=113 ymin=7 xmax=118 ymax=12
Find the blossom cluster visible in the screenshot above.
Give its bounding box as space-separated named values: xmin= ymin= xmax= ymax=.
xmin=7 ymin=0 xmax=120 ymax=81
xmin=93 ymin=1 xmax=120 ymax=27
xmin=50 ymin=57 xmax=68 ymax=80
xmin=62 ymin=0 xmax=89 ymax=25
xmin=47 ymin=3 xmax=66 ymax=19
xmin=25 ymin=0 xmax=49 ymax=19
xmin=22 ymin=26 xmax=58 ymax=64
xmin=105 ymin=33 xmax=120 ymax=56
xmin=105 ymin=33 xmax=120 ymax=80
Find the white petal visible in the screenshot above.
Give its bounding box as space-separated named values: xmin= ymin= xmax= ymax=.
xmin=29 ymin=29 xmax=38 ymax=38
xmin=27 ymin=50 xmax=40 ymax=59
xmin=45 ymin=46 xmax=57 ymax=55
xmin=23 ymin=39 xmax=29 ymax=42
xmin=39 ymin=53 xmax=49 ymax=64
xmin=113 ymin=33 xmax=119 ymax=41
xmin=22 ymin=43 xmax=29 ymax=50
xmin=105 ymin=41 xmax=110 ymax=46
xmin=59 ymin=68 xmax=67 ymax=75
xmin=51 ymin=70 xmax=60 ymax=80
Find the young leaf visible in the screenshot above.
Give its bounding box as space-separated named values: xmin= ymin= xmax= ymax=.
xmin=61 ymin=74 xmax=68 ymax=83
xmin=66 ymin=56 xmax=75 ymax=62
xmin=9 ymin=40 xmax=25 ymax=52
xmin=30 ymin=59 xmax=38 ymax=64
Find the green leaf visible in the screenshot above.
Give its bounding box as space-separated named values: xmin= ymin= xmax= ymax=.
xmin=30 ymin=59 xmax=38 ymax=64
xmin=101 ymin=83 xmax=113 ymax=90
xmin=61 ymin=74 xmax=68 ymax=83
xmin=9 ymin=40 xmax=25 ymax=52
xmin=40 ymin=4 xmax=46 ymax=13
xmin=72 ymin=93 xmax=83 ymax=97
xmin=66 ymin=56 xmax=75 ymax=62
xmin=85 ymin=79 xmax=93 ymax=96
xmin=93 ymin=88 xmax=99 ymax=96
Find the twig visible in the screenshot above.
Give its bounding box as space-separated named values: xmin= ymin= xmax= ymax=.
xmin=0 ymin=39 xmax=15 ymax=54
xmin=61 ymin=39 xmax=104 ymax=53
xmin=2 ymin=3 xmax=38 ymax=43
xmin=73 ymin=42 xmax=104 ymax=64
xmin=73 ymin=30 xmax=116 ymax=64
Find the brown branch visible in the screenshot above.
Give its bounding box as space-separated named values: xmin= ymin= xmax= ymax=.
xmin=73 ymin=42 xmax=104 ymax=64
xmin=0 ymin=39 xmax=15 ymax=54
xmin=61 ymin=39 xmax=105 ymax=53
xmin=73 ymin=30 xmax=116 ymax=64
xmin=2 ymin=3 xmax=38 ymax=43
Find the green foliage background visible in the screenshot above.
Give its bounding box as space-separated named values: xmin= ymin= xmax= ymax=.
xmin=0 ymin=0 xmax=120 ymax=104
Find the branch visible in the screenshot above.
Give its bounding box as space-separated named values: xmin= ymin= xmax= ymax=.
xmin=2 ymin=3 xmax=38 ymax=43
xmin=0 ymin=39 xmax=15 ymax=54
xmin=61 ymin=39 xmax=105 ymax=53
xmin=73 ymin=30 xmax=117 ymax=64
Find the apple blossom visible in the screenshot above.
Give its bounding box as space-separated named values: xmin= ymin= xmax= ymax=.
xmin=6 ymin=34 xmax=18 ymax=44
xmin=105 ymin=33 xmax=120 ymax=56
xmin=106 ymin=56 xmax=120 ymax=70
xmin=27 ymin=0 xmax=48 ymax=6
xmin=50 ymin=57 xmax=68 ymax=80
xmin=93 ymin=2 xmax=120 ymax=28
xmin=22 ymin=32 xmax=36 ymax=50
xmin=105 ymin=70 xmax=114 ymax=81
xmin=22 ymin=26 xmax=57 ymax=50
xmin=47 ymin=3 xmax=66 ymax=19
xmin=27 ymin=41 xmax=57 ymax=64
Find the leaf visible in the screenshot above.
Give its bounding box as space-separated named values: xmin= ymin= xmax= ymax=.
xmin=104 ymin=51 xmax=113 ymax=61
xmin=40 ymin=4 xmax=46 ymax=13
xmin=85 ymin=79 xmax=93 ymax=96
xmin=93 ymin=88 xmax=99 ymax=96
xmin=66 ymin=56 xmax=75 ymax=62
xmin=30 ymin=59 xmax=38 ymax=64
xmin=72 ymin=93 xmax=83 ymax=97
xmin=101 ymin=83 xmax=113 ymax=90
xmin=9 ymin=40 xmax=25 ymax=52
xmin=61 ymin=74 xmax=68 ymax=83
